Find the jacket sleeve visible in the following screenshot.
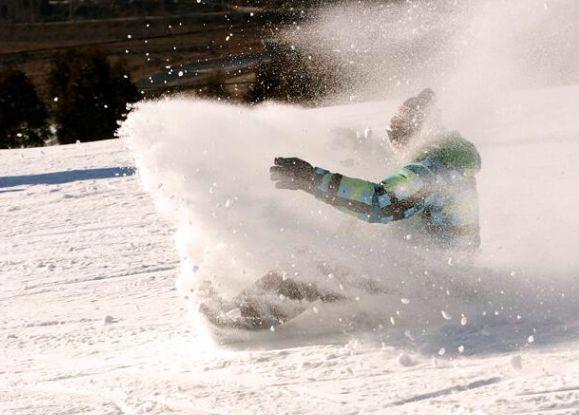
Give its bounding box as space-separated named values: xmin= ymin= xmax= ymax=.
xmin=310 ymin=162 xmax=435 ymax=223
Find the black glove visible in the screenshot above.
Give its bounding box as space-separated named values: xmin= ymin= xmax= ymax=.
xmin=270 ymin=157 xmax=319 ymax=191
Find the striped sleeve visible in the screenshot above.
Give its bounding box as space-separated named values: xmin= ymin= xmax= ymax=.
xmin=311 ymin=162 xmax=435 ymax=223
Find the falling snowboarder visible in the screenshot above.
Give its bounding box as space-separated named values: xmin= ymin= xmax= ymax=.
xmin=200 ymin=88 xmax=482 ymax=330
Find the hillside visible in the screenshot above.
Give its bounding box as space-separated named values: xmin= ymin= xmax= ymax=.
xmin=2 ymin=89 xmax=579 ymax=413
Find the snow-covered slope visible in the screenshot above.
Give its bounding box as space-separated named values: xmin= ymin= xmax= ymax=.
xmin=2 ymin=86 xmax=579 ymax=414
xmin=4 ymin=0 xmax=579 ymax=412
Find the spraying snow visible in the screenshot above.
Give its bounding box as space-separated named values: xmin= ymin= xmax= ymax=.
xmin=3 ymin=2 xmax=579 ymax=413
xmin=121 ymin=0 xmax=579 ymax=350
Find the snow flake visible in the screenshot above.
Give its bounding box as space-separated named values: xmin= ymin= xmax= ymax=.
xmin=511 ymin=355 xmax=523 ymax=370
xmin=103 ymin=315 xmax=116 ymax=325
xmin=397 ymin=353 xmax=416 ymax=367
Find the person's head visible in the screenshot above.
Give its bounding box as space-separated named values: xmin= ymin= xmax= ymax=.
xmin=387 ymin=88 xmax=437 ymax=150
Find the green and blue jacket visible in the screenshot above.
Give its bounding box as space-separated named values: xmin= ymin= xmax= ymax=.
xmin=311 ymin=131 xmax=481 ymax=248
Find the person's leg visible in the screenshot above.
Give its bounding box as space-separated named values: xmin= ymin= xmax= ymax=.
xmin=235 ymin=271 xmax=345 ymax=328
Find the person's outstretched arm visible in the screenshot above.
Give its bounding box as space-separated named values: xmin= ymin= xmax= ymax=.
xmin=270 ymin=157 xmax=435 ymax=223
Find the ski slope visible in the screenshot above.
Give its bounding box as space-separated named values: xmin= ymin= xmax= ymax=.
xmin=3 ymin=0 xmax=579 ymax=412
xmin=2 ymin=85 xmax=579 ymax=414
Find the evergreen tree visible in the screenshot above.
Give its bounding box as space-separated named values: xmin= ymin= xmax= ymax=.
xmin=0 ymin=69 xmax=48 ymax=149
xmin=48 ymin=49 xmax=139 ymax=144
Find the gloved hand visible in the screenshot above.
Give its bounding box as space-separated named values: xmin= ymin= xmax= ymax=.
xmin=270 ymin=157 xmax=319 ymax=191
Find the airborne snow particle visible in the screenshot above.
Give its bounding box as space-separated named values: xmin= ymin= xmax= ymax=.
xmin=441 ymin=310 xmax=452 ymax=320
xmin=527 ymin=335 xmax=535 ymax=343
xmin=461 ymin=315 xmax=468 ymax=326
xmin=511 ymin=355 xmax=523 ymax=370
xmin=103 ymin=315 xmax=115 ymax=325
xmin=178 ymin=71 xmax=184 ymax=77
xmin=458 ymin=345 xmax=465 ymax=353
xmin=401 ymin=298 xmax=410 ymax=304
xmin=438 ymin=347 xmax=446 ymax=356
xmin=397 ymin=353 xmax=416 ymax=367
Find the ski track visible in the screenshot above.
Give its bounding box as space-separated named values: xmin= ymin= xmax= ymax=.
xmin=1 ymin=140 xmax=578 ymax=414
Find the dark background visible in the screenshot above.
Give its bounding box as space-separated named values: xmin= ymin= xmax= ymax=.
xmin=0 ymin=0 xmax=345 ymax=148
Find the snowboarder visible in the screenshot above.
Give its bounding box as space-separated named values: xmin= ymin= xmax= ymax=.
xmin=270 ymin=88 xmax=481 ymax=250
xmin=200 ymin=89 xmax=482 ymax=330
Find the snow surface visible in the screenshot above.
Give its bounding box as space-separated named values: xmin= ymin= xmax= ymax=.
xmin=3 ymin=1 xmax=579 ymax=412
xmin=2 ymin=87 xmax=579 ymax=414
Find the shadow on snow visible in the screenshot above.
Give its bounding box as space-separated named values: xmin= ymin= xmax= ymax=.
xmin=0 ymin=166 xmax=136 ymax=189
